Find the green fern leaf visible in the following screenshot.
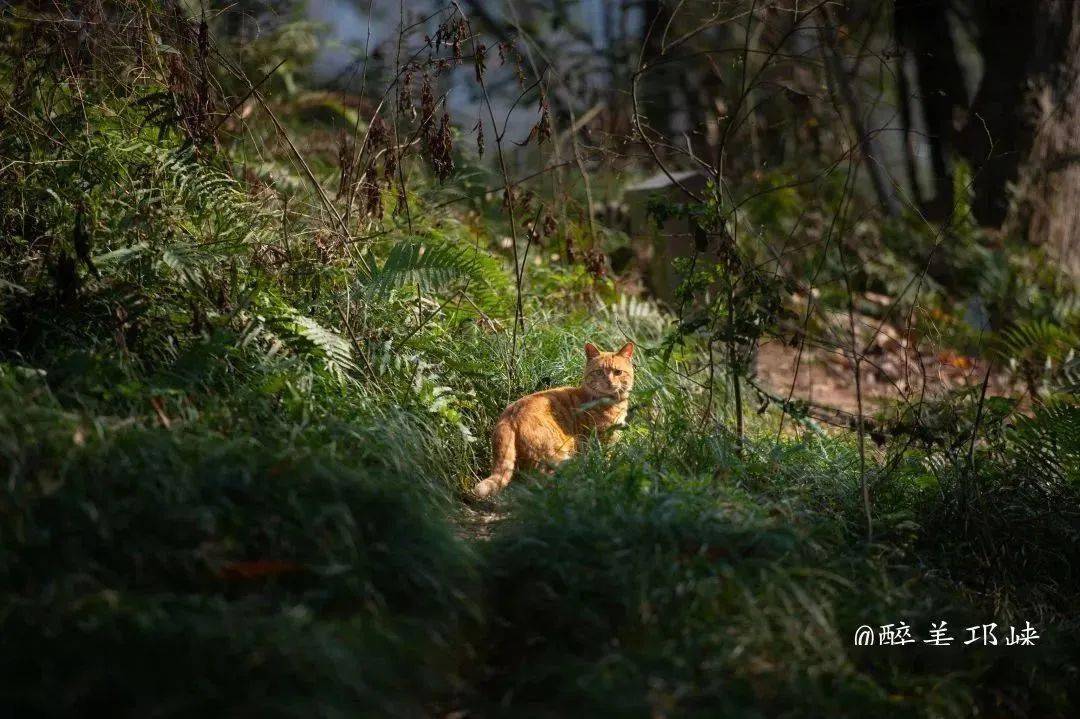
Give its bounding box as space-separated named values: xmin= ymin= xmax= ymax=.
xmin=359 ymin=236 xmax=510 ymax=314
xmin=1008 ymin=402 xmax=1080 ymax=482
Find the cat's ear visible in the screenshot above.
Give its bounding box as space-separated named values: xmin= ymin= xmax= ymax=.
xmin=585 ymin=342 xmax=601 ymax=360
xmin=616 ymin=341 xmax=634 ymax=359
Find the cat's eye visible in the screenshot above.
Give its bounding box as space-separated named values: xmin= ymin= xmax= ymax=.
xmin=612 ymin=369 xmax=623 ymax=376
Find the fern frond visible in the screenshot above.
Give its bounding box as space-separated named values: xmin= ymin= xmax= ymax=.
xmin=239 ymin=303 xmax=357 ymax=382
xmin=359 ymin=236 xmax=510 ymax=314
xmin=995 ymin=319 xmax=1076 ymax=365
xmin=1008 ymin=403 xmax=1080 ymax=483
xmin=283 ymin=310 xmax=357 ymax=380
xmin=365 ymin=241 xmax=477 ymax=298
xmin=159 ymin=243 xmax=209 ymax=290
xmin=117 ymin=139 xmax=274 ymax=249
xmin=604 ymin=294 xmax=668 ymax=338
xmin=1059 ymin=352 xmax=1080 ymax=396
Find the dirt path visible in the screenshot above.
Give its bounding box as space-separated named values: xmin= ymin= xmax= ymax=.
xmin=456 ymin=503 xmax=506 ymax=541
xmin=755 ymin=304 xmax=1017 ymax=415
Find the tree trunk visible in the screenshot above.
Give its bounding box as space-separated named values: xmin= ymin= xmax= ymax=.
xmin=956 ymin=1 xmax=1039 ymax=227
xmin=897 ymin=0 xmax=1080 ymax=275
xmin=1005 ymin=1 xmax=1080 ymax=276
xmin=821 ymin=10 xmax=900 ymax=218
xmin=894 ymin=0 xmax=969 ymax=219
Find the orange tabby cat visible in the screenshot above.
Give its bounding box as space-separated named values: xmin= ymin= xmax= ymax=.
xmin=473 ymin=341 xmax=634 ymax=498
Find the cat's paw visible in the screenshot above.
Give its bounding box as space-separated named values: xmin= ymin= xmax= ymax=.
xmin=472 ymin=478 xmax=498 ymax=499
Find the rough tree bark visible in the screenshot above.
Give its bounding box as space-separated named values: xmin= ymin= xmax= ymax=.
xmin=896 ymin=0 xmax=1080 ymax=276
xmin=1004 ymin=0 xmax=1080 ymax=276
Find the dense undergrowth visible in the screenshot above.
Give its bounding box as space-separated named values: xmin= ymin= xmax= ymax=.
xmin=2 ymin=3 xmax=1078 ymax=717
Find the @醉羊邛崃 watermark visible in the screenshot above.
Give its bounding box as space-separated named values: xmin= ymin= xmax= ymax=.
xmin=854 ymin=621 xmax=1039 ymax=647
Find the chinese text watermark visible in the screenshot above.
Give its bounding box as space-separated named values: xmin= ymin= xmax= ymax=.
xmin=854 ymin=621 xmax=1039 ymax=647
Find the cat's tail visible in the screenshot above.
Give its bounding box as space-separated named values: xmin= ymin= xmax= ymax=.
xmin=473 ymin=419 xmax=516 ymax=498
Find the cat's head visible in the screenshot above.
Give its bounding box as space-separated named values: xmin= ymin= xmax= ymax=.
xmin=583 ymin=341 xmax=635 ymax=400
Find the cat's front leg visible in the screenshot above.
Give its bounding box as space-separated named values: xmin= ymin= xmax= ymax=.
xmin=599 ymin=414 xmax=628 ymax=445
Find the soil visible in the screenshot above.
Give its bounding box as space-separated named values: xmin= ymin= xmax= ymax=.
xmin=755 ymin=302 xmax=1018 ymax=415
